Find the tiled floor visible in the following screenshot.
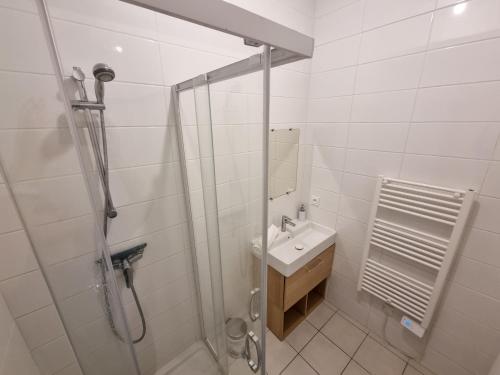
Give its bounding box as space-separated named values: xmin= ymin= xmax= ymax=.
xmin=267 ymin=302 xmax=426 ymax=375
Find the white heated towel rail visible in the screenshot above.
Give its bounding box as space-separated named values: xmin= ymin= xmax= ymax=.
xmin=357 ymin=176 xmax=475 ymax=337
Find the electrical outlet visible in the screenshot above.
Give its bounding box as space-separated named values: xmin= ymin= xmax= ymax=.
xmin=311 ymin=195 xmax=320 ymax=207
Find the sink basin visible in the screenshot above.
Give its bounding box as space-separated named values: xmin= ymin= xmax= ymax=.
xmin=252 ymin=220 xmax=336 ymax=277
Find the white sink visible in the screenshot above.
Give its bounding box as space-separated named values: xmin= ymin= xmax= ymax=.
xmin=252 ymin=220 xmax=336 ymax=277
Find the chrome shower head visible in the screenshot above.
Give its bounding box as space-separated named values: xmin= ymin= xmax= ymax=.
xmin=93 ymin=63 xmax=115 ymax=82
xmin=93 ymin=63 xmax=115 ymax=103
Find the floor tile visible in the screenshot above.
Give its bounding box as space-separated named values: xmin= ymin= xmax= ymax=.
xmin=368 ymin=332 xmax=409 ymax=361
xmin=285 ymin=320 xmax=317 ymax=352
xmin=354 ymin=337 xmax=406 ymax=375
xmin=265 ymin=331 xmax=296 ymax=375
xmin=343 ymin=361 xmax=370 ymax=375
xmin=321 ymin=314 xmax=367 ymax=356
xmin=338 ymin=310 xmax=369 ymax=333
xmin=281 ymin=356 xmax=316 ymax=375
xmin=301 ymin=333 xmax=350 ymax=375
xmin=306 ymin=302 xmax=335 ymax=329
xmin=403 ymin=365 xmax=424 ymax=375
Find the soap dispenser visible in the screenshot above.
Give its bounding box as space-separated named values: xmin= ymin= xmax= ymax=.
xmin=298 ymin=203 xmax=306 ymax=221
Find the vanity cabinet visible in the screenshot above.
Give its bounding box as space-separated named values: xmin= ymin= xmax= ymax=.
xmin=267 ymin=245 xmax=335 ymax=340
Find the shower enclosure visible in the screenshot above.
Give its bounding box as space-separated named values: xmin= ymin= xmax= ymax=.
xmin=0 ymin=0 xmax=313 ymax=374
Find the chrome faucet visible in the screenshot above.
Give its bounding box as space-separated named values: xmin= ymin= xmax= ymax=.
xmin=281 ymin=215 xmax=296 ymax=232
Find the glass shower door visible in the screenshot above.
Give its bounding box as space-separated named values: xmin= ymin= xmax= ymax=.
xmin=176 ymin=48 xmax=268 ymax=373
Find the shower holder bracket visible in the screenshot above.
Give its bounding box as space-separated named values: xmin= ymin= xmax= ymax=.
xmin=71 ymin=100 xmax=106 ymax=111
xmin=110 ymin=243 xmax=147 ymax=270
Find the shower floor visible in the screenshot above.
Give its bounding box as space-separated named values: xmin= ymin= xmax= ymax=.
xmin=153 ymin=340 xmax=252 ymax=375
xmin=154 ymin=341 xmax=220 ymax=375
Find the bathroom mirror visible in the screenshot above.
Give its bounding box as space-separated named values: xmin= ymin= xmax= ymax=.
xmin=269 ymin=128 xmax=300 ymax=199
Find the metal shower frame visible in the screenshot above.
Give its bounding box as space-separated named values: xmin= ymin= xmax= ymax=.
xmin=118 ymin=2 xmax=314 ymax=374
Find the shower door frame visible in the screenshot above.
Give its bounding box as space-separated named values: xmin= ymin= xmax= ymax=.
xmin=171 ymin=47 xmax=272 ymax=375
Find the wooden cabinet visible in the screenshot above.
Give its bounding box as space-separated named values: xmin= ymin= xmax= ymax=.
xmin=267 ymin=245 xmax=335 ymax=340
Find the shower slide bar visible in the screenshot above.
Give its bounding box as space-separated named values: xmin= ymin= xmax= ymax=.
xmin=358 ymin=176 xmax=475 ymax=337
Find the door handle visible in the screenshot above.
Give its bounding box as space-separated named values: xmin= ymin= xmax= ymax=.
xmin=249 ymin=288 xmax=260 ymax=321
xmin=244 ymin=331 xmax=261 ymax=373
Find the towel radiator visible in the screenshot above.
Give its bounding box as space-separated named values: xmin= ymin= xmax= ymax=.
xmin=357 ymin=176 xmax=475 ymax=337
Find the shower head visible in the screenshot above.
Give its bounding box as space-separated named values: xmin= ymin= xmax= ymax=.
xmin=93 ymin=63 xmax=115 ymax=82
xmin=93 ymin=63 xmax=115 ymax=103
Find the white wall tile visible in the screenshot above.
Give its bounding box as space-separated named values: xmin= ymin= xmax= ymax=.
xmin=430 ymin=0 xmax=500 ymax=49
xmin=271 ymin=69 xmax=310 ymax=98
xmin=312 ymin=146 xmax=346 ymax=170
xmin=453 ymin=257 xmax=500 ymax=300
xmin=156 ymin=10 xmax=253 ymax=58
xmin=47 ymin=0 xmax=157 ymax=39
xmin=29 ymin=215 xmax=95 ymax=266
xmin=481 ymin=162 xmax=500 ymax=198
xmin=109 ymin=163 xmax=180 ymax=207
xmin=0 ymin=230 xmax=37 ymax=282
xmin=420 ymin=348 xmax=471 ymax=375
xmin=0 ymin=72 xmax=63 ymax=129
xmin=0 ymin=7 xmax=53 ymax=74
xmin=310 ymin=186 xmax=340 ymax=213
xmin=363 ymin=0 xmax=435 ymax=30
xmin=355 ymin=54 xmax=425 ymax=94
xmin=32 ymin=335 xmax=76 ymax=375
xmin=472 ymin=195 xmax=500 ymax=233
xmin=348 ymin=123 xmax=409 ymax=152
xmin=312 ymin=35 xmax=361 ymax=72
xmin=0 ymin=185 xmax=22 ymax=234
xmin=443 ymin=282 xmax=500 ymax=330
xmin=344 ymin=149 xmax=402 ymax=177
xmin=400 ymin=155 xmax=488 ymax=191
xmin=359 ymin=14 xmax=432 ymax=63
xmin=307 ymin=2 xmax=500 ymax=374
xmin=314 ymin=1 xmax=364 ymax=45
xmin=53 ymin=19 xmax=163 ymax=84
xmin=434 ymin=306 xmax=500 ymax=359
xmin=309 ymin=67 xmax=356 ymax=98
xmin=309 ymin=206 xmax=337 ymax=227
xmin=421 ymin=37 xmax=500 ymax=87
xmin=95 ymin=82 xmax=167 ymax=127
xmin=340 ymin=173 xmax=377 ymax=201
xmin=0 ymin=270 xmax=52 ymax=318
xmin=315 ymin=0 xmax=359 ymax=18
xmin=339 ymin=195 xmax=371 ymax=223
xmin=0 ymin=321 xmax=41 ymax=375
xmin=413 ymin=82 xmax=500 ymax=122
xmin=351 ymin=90 xmax=416 ymax=122
xmin=107 ymin=195 xmax=185 ymax=245
xmin=107 ymin=126 xmax=178 ymax=169
xmin=307 ymin=124 xmax=349 ymax=147
xmin=406 ymin=123 xmax=500 ymax=159
xmin=0 ymin=129 xmax=80 ymax=182
xmin=427 ymin=327 xmax=492 ymax=374
xmin=16 ymin=305 xmax=65 ymax=350
xmin=462 ymin=228 xmax=500 ymax=268
xmin=160 ymin=43 xmax=235 ymax=86
xmin=311 ymin=167 xmax=342 ymax=192
xmin=307 ymin=97 xmax=352 ymax=122
xmin=270 ymin=97 xmax=308 ymax=124
xmin=12 ymin=175 xmax=92 ymax=226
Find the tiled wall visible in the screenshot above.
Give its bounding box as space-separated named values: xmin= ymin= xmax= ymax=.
xmin=306 ymin=1 xmax=500 ymax=374
xmin=175 ymin=0 xmax=314 ymax=326
xmin=0 ymin=1 xmax=314 ymax=375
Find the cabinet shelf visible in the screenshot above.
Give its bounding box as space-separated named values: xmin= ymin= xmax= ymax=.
xmin=267 ymin=245 xmax=335 ymax=340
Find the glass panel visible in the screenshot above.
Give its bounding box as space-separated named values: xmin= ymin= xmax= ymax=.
xmin=177 ymin=59 xmax=267 ymax=374
xmin=209 ymin=67 xmax=266 ymax=374
xmin=0 ymin=2 xmax=139 ymax=375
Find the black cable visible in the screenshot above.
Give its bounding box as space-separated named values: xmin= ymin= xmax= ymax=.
xmin=129 ymin=280 xmax=147 ymax=344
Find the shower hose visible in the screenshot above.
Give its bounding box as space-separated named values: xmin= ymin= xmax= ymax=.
xmin=98 ymin=109 xmax=147 ymax=344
